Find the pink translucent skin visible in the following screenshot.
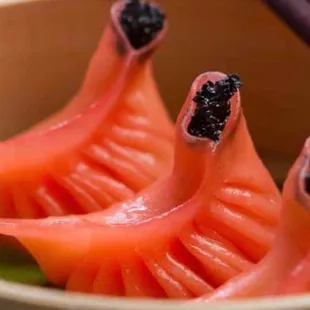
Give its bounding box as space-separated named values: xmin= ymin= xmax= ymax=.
xmin=0 ymin=73 xmax=224 ymax=285
xmin=196 ymin=138 xmax=310 ymax=302
xmin=0 ymin=0 xmax=172 ymax=179
xmin=0 ymin=72 xmax=281 ymax=298
xmin=0 ymin=0 xmax=174 ymax=218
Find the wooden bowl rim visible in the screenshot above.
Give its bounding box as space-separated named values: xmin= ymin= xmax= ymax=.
xmin=0 ymin=279 xmax=310 ymax=310
xmin=0 ymin=0 xmax=43 ymax=7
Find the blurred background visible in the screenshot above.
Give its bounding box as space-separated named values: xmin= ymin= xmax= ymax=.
xmin=0 ymin=0 xmax=309 ymax=185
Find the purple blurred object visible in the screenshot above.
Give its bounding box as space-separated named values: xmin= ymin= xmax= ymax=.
xmin=263 ymin=0 xmax=310 ymax=46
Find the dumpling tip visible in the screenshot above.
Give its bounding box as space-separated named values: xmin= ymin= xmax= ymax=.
xmin=187 ymin=73 xmax=243 ymax=141
xmin=120 ymin=0 xmax=166 ymax=49
xmin=305 ymin=174 xmax=310 ymax=194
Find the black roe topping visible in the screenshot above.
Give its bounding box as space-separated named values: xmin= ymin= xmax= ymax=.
xmin=187 ymin=74 xmax=243 ymax=141
xmin=119 ymin=0 xmax=165 ymax=49
xmin=305 ymin=173 xmax=310 ymax=194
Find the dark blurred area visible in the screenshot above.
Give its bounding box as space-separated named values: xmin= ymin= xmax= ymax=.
xmin=0 ymin=0 xmax=309 ymax=184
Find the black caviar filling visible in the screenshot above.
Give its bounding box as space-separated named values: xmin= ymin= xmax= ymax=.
xmin=187 ymin=74 xmax=243 ymax=141
xmin=305 ymin=173 xmax=310 ymax=194
xmin=119 ymin=0 xmax=165 ymax=49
